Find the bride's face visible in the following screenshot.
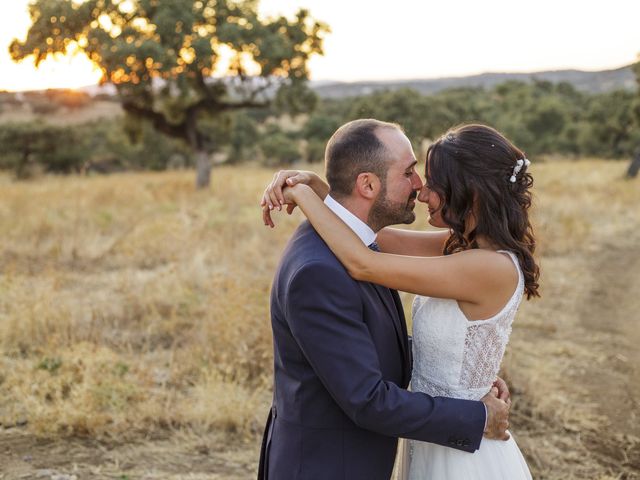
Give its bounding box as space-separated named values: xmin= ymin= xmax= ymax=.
xmin=418 ymin=160 xmax=447 ymax=228
xmin=418 ymin=184 xmax=446 ymax=228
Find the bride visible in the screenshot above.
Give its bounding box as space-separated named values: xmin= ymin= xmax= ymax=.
xmin=261 ymin=123 xmax=538 ymax=479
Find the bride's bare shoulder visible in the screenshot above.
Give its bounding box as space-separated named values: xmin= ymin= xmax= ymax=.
xmin=451 ymin=249 xmax=518 ymax=284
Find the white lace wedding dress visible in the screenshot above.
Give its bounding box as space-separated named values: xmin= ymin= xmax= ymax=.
xmin=397 ymin=251 xmax=532 ymax=480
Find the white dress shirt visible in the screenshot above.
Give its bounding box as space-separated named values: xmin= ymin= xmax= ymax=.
xmin=324 ymin=194 xmax=376 ymax=246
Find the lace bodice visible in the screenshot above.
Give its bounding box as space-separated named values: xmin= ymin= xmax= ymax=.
xmin=410 ymin=251 xmax=524 ymax=401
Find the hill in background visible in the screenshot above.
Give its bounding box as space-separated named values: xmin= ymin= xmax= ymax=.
xmin=28 ymin=63 xmax=635 ymax=100
xmin=311 ymin=64 xmax=636 ymax=99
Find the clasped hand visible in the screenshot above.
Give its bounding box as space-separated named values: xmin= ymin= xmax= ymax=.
xmin=482 ymin=377 xmax=512 ymax=441
xmin=260 ymin=170 xmax=318 ymax=228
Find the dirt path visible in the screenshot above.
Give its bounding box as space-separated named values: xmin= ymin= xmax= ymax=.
xmin=576 ymin=236 xmax=640 ymax=472
xmin=581 ymin=239 xmax=640 ymax=430
xmin=507 ymin=226 xmax=640 ymax=479
xmin=0 ymin=430 xmax=260 ymax=479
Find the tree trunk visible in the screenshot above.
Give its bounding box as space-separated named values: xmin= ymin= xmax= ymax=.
xmin=15 ymin=147 xmax=31 ymax=180
xmin=185 ymin=112 xmax=212 ymax=189
xmin=195 ymin=149 xmax=212 ymax=189
xmin=627 ymin=147 xmax=640 ymax=179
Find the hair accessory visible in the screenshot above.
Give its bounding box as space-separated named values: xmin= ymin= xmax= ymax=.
xmin=510 ymin=158 xmax=530 ymax=183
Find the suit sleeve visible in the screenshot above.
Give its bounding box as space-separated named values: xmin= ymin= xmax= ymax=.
xmin=285 ymin=261 xmax=486 ymax=452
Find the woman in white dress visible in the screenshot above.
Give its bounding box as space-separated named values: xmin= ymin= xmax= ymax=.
xmin=261 ymin=123 xmax=539 ymax=479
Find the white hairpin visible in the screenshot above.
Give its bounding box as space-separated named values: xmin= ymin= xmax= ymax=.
xmin=510 ymin=158 xmax=530 ymax=183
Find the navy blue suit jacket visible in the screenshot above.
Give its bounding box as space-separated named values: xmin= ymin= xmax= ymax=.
xmin=258 ymin=221 xmax=485 ymax=480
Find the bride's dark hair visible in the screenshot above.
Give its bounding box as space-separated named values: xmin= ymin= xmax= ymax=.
xmin=426 ymin=124 xmax=540 ymax=299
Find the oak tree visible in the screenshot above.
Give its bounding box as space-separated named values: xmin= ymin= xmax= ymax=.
xmin=11 ymin=0 xmax=328 ymax=187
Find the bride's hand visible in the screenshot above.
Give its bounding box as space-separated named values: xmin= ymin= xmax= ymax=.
xmin=261 ymin=170 xmax=327 ymax=228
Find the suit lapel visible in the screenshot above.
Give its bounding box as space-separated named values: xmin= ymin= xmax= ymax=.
xmin=370 ymin=283 xmax=410 ymax=383
xmin=389 ymin=288 xmax=412 ymax=386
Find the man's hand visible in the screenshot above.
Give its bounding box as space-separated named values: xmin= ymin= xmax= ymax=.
xmin=481 ymin=387 xmax=510 ymax=441
xmin=493 ymin=376 xmax=511 ymax=406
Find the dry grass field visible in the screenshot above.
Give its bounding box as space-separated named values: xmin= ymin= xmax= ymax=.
xmin=0 ymin=159 xmax=639 ymax=479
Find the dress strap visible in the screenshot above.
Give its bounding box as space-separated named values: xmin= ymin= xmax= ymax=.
xmin=496 ymin=250 xmax=524 ymax=302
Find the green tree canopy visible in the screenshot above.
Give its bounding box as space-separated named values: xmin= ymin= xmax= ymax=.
xmin=11 ymin=0 xmax=328 ymax=187
xmin=0 ymin=122 xmax=84 ymax=178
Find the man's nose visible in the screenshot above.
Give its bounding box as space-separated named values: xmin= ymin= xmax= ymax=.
xmin=411 ymin=172 xmax=423 ymax=190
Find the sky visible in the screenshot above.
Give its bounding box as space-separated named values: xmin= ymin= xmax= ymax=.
xmin=1 ymin=0 xmax=639 ymax=91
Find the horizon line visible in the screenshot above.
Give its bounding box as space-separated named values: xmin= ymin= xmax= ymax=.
xmin=0 ymin=62 xmax=634 ymax=94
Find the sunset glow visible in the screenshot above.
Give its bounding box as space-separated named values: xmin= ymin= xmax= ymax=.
xmin=0 ymin=0 xmax=639 ymax=92
xmin=0 ymin=2 xmax=267 ymax=92
xmin=4 ymin=50 xmax=103 ymax=92
xmin=0 ymin=3 xmax=101 ymax=91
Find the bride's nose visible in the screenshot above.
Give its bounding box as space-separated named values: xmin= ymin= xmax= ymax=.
xmin=418 ymin=186 xmax=429 ymax=202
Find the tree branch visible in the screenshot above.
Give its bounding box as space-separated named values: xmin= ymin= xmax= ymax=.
xmin=121 ymin=101 xmax=187 ymax=140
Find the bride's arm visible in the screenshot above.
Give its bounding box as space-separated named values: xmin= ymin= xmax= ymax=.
xmin=289 ymin=184 xmax=506 ymax=303
xmin=376 ymin=227 xmax=450 ymax=257
xmin=260 ymin=170 xmax=449 ymax=257
xmin=262 ymin=170 xmax=328 ymax=208
xmin=261 ymin=170 xmax=329 ymax=228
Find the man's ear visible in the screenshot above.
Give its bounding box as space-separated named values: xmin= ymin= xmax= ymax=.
xmin=354 ymin=172 xmax=381 ymax=200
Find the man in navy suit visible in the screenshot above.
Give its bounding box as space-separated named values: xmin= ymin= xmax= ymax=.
xmin=258 ymin=119 xmax=510 ymax=479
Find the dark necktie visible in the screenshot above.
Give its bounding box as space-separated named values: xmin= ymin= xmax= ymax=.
xmin=368 ymin=241 xmax=380 ymax=252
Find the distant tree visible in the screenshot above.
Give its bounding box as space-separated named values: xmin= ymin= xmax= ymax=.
xmin=259 ymin=125 xmax=300 ymax=165
xmin=10 ymin=0 xmax=328 ymax=188
xmin=584 ymin=90 xmax=637 ymax=158
xmin=227 ymin=111 xmax=260 ymax=163
xmin=525 ymin=97 xmax=567 ymax=153
xmin=301 ymin=113 xmax=340 ymax=162
xmin=78 ymin=118 xmax=192 ymax=172
xmin=0 ymin=122 xmax=84 ymax=178
xmin=628 ymin=147 xmax=640 ymax=178
xmin=303 ymin=113 xmax=341 ymax=143
xmin=628 ymin=60 xmax=640 ymax=178
xmin=345 ymin=89 xmax=435 ymax=147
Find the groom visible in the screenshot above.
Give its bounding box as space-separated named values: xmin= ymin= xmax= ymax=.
xmin=258 ymin=119 xmax=510 ymax=480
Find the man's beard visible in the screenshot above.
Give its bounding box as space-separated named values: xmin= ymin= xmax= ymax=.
xmin=368 ymin=187 xmax=417 ymax=231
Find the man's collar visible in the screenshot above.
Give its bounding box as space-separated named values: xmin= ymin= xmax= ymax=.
xmin=324 ymin=194 xmax=376 ymax=246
